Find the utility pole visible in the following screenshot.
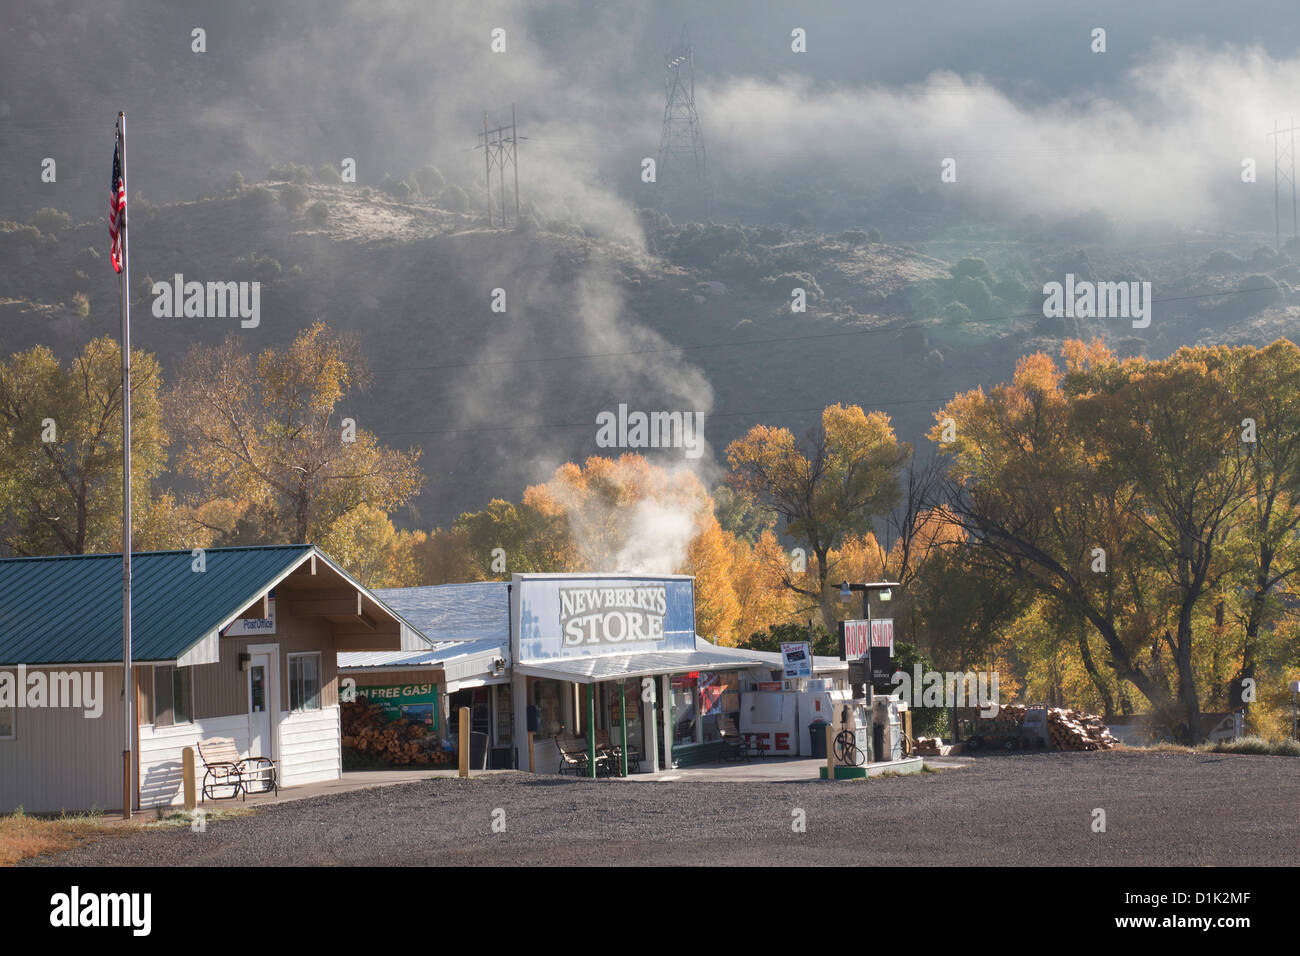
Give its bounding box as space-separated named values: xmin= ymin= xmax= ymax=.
xmin=477 ymin=105 xmax=521 ymax=228
xmin=1268 ymin=118 xmax=1299 ymax=252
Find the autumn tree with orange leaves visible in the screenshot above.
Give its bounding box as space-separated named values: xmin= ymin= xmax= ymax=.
xmin=726 ymin=404 xmax=911 ymax=632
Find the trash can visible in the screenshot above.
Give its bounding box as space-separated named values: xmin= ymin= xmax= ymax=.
xmin=809 ymin=720 xmax=829 ymax=758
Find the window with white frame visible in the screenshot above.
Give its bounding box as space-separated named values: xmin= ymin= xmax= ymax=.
xmin=288 ymin=652 xmax=322 ymax=712
xmin=154 ymin=664 xmax=193 ymax=727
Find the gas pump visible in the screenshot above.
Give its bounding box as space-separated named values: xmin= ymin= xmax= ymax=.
xmin=834 ymin=698 xmax=873 ymax=766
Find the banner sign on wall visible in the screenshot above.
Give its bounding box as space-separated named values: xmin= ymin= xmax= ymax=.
xmin=780 ymin=641 xmax=813 ymax=679
xmin=559 ymin=583 xmax=667 ymax=647
xmin=517 ymin=576 xmax=696 ymax=661
xmin=357 ymin=682 xmax=438 ymax=727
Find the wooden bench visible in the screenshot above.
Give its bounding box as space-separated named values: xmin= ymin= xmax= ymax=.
xmin=555 ymin=734 xmax=614 ymax=776
xmin=196 ymin=737 xmax=279 ymax=802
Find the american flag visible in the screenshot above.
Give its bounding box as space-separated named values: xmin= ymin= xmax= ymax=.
xmin=109 ymin=124 xmax=125 ymax=273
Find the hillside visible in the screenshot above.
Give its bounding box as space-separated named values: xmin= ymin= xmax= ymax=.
xmin=3 ymin=179 xmax=1299 ymax=529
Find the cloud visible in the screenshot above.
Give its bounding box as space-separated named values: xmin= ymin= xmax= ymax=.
xmin=699 ymin=42 xmax=1298 ymax=225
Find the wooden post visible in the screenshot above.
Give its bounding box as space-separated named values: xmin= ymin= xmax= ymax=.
xmin=825 ymin=724 xmax=835 ymax=781
xmin=458 ymin=705 xmax=470 ymax=778
xmin=904 ymin=710 xmax=913 ymax=756
xmin=586 ymin=684 xmax=596 ymax=779
xmin=619 ymin=679 xmax=628 ymax=777
xmin=182 ymin=746 xmax=196 ymax=810
xmin=527 ymin=731 xmax=535 ymax=773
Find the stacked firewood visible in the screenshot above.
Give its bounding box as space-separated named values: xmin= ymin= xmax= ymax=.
xmin=1047 ymin=707 xmax=1119 ymax=751
xmin=983 ymin=703 xmax=1118 ymax=750
xmin=341 ymin=697 xmax=453 ymax=766
xmin=913 ymin=737 xmax=943 ymax=755
xmin=984 ymin=703 xmax=1028 ymax=731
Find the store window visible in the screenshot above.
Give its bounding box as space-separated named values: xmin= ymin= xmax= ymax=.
xmin=154 ymin=665 xmax=192 ymax=727
xmin=288 ymin=653 xmax=322 ymax=712
xmin=530 ymin=678 xmax=567 ymax=737
xmin=0 ymin=703 xmax=13 ymax=739
xmin=494 ymin=684 xmax=513 ymax=745
xmin=606 ymin=681 xmax=642 ymax=749
xmin=671 ymin=673 xmax=699 ymax=745
xmin=699 ymin=671 xmax=741 ymax=741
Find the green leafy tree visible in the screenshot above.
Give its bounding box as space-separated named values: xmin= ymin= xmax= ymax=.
xmin=166 ymin=322 xmax=424 ymax=544
xmin=0 ymin=339 xmax=170 ymax=555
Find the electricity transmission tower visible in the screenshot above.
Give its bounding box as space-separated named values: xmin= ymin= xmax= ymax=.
xmin=657 ymin=27 xmax=708 ymax=193
xmin=477 ymin=105 xmax=520 ymax=228
xmin=1268 ymin=118 xmax=1298 ymax=251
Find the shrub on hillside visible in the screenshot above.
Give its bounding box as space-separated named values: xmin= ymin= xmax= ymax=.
xmin=413 ymin=165 xmax=445 ymax=195
xmin=268 ymin=161 xmax=311 ymax=184
xmin=438 ymin=185 xmax=470 ymax=212
xmin=280 ymin=183 xmax=309 ymax=214
xmin=235 ymin=252 xmax=281 ymax=283
xmin=30 ymin=207 xmax=71 ymax=234
xmin=305 ymin=201 xmax=329 ymax=227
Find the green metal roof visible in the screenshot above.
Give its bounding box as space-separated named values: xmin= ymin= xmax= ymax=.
xmin=0 ymin=545 xmax=314 ymax=665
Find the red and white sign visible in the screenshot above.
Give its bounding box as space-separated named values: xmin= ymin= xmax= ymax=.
xmin=841 ymin=619 xmax=893 ymax=659
xmin=743 ymin=731 xmax=794 ymax=754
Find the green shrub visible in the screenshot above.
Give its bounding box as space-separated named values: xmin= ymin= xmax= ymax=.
xmin=413 ymin=165 xmax=446 ymax=195
xmin=244 ymin=185 xmax=275 ymax=209
xmin=235 ymin=252 xmax=281 ymax=283
xmin=280 ymin=183 xmax=309 ymax=214
xmin=30 ymin=207 xmax=71 ymax=234
xmin=305 ymin=201 xmax=329 ymax=227
xmin=316 ymin=163 xmax=342 ymax=184
xmin=268 ymin=161 xmax=311 ymax=184
xmin=439 ymin=184 xmax=470 ymax=212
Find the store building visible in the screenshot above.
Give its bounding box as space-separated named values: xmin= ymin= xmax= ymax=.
xmin=508 ymin=573 xmax=846 ymax=771
xmin=338 ymin=582 xmax=513 ymax=767
xmin=0 ymin=545 xmax=425 ymax=813
xmin=343 ymin=572 xmax=849 ymax=774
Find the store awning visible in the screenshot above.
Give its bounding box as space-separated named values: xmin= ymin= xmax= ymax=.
xmin=339 ymin=638 xmax=508 ymax=687
xmin=693 ymin=635 xmax=848 ymax=675
xmin=514 ymin=646 xmax=772 ymax=685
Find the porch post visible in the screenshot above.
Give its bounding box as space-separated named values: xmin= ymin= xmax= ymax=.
xmin=661 ymin=674 xmax=674 ymax=771
xmin=619 ymin=678 xmax=628 ymax=777
xmin=586 ymin=682 xmax=596 ymax=779
xmin=647 ymin=676 xmax=660 ymax=772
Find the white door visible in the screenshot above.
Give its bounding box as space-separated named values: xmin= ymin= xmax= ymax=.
xmin=247 ymin=651 xmax=275 ymax=758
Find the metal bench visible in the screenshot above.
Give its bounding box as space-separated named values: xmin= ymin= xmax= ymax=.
xmin=555 ymin=734 xmax=614 ymax=776
xmin=196 ymin=736 xmax=279 ymax=802
xmin=596 ymin=729 xmax=640 ymax=774
xmin=716 ymin=715 xmax=752 ymax=762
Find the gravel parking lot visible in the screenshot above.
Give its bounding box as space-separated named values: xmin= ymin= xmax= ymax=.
xmin=27 ymin=751 xmax=1299 ymax=866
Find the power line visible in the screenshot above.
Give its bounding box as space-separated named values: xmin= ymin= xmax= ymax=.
xmin=372 ymin=395 xmax=952 ymax=441
xmin=369 ymin=284 xmax=1273 ymax=379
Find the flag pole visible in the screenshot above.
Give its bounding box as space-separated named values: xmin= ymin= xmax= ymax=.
xmin=118 ymin=111 xmax=134 ymax=821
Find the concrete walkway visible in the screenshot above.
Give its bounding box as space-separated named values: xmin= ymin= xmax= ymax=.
xmin=135 ymin=756 xmax=969 ymax=820
xmin=616 ymin=755 xmax=938 ymax=782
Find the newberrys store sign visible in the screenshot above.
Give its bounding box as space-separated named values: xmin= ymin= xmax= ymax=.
xmin=517 ymin=575 xmax=696 ymax=660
